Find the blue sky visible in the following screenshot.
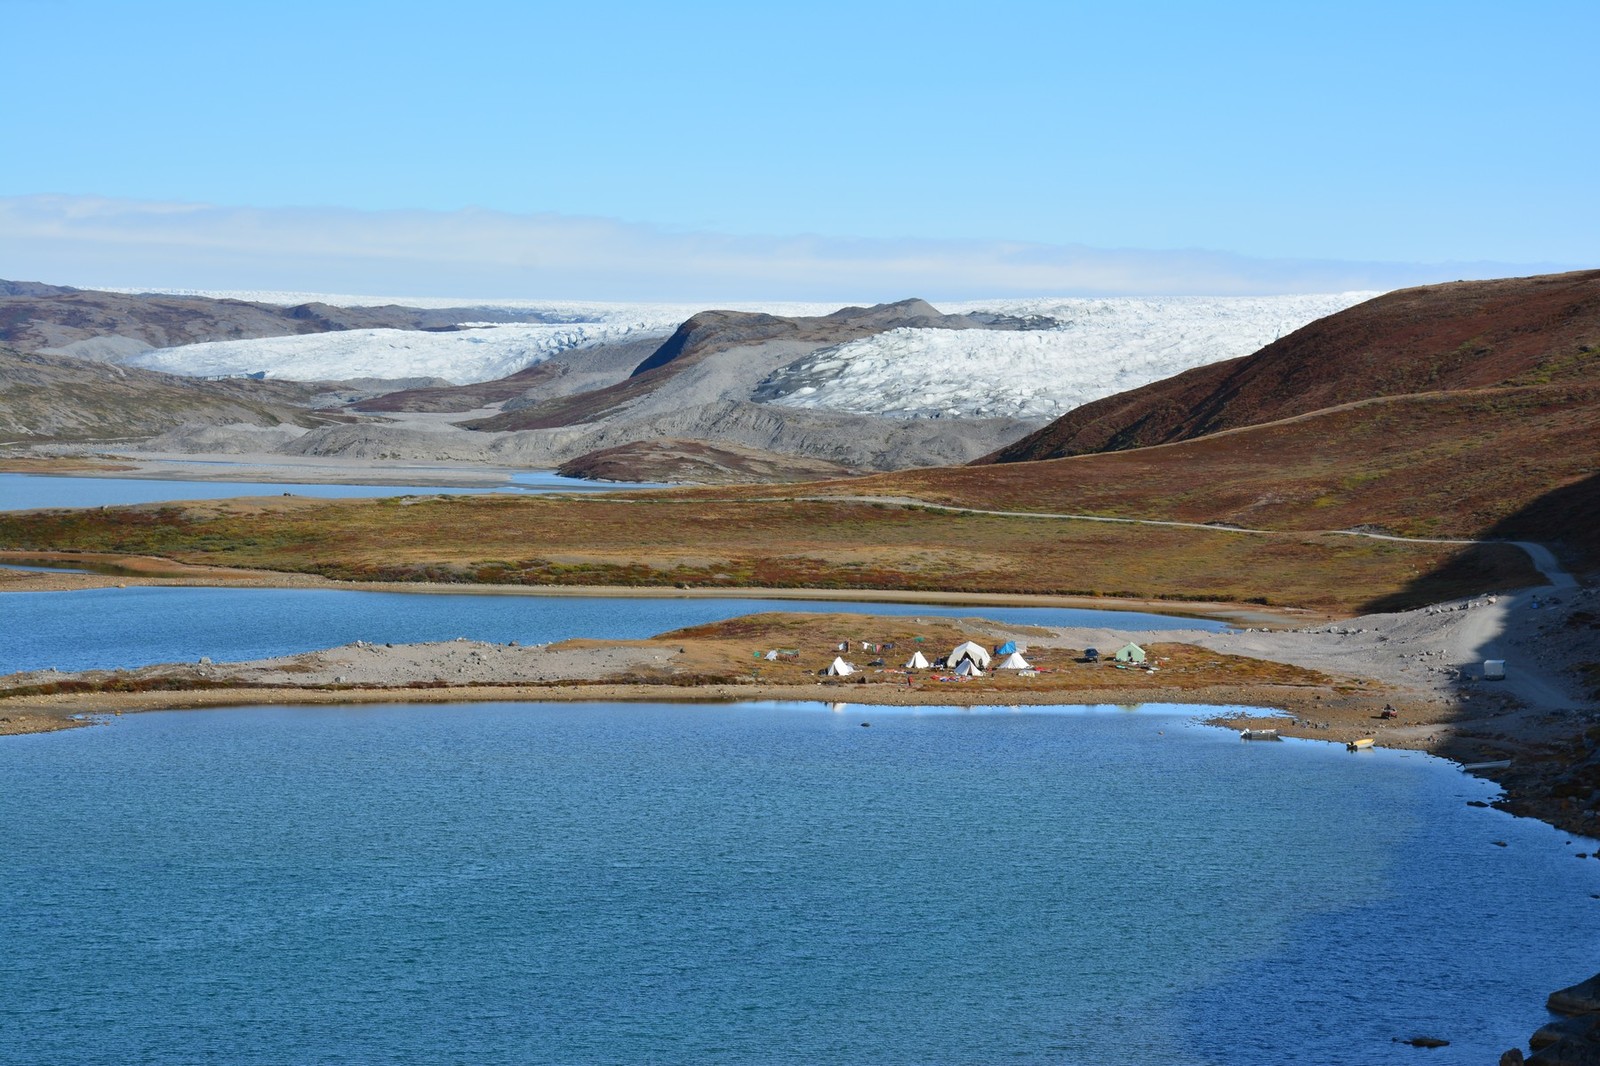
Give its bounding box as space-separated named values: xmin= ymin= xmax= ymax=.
xmin=2 ymin=0 xmax=1595 ymax=298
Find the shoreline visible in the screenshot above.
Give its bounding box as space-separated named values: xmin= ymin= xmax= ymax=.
xmin=5 ymin=673 xmax=1591 ymax=839
xmin=0 ymin=452 xmax=535 ymax=488
xmin=0 ymin=550 xmax=1304 ymax=625
xmin=3 ymin=558 xmax=1593 ymax=838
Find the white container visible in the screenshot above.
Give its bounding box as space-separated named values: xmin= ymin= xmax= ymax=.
xmin=1484 ymin=659 xmax=1506 ymax=680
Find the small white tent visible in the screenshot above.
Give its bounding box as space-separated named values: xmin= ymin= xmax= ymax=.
xmin=947 ymin=641 xmax=992 ymax=669
xmin=1113 ymin=642 xmax=1146 ymax=664
xmin=996 ymin=651 xmax=1031 ymax=670
xmin=905 ymin=650 xmax=931 ymax=670
xmin=825 ymin=656 xmax=855 ymax=676
xmin=954 ymin=658 xmax=985 ymax=677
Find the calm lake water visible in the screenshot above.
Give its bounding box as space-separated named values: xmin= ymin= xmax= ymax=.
xmin=2 ymin=701 xmax=1594 ymax=1065
xmin=0 ymin=470 xmax=659 ymax=510
xmin=0 ymin=586 xmax=1221 ymax=675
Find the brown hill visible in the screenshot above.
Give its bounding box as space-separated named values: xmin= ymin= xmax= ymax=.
xmin=811 ymin=380 xmax=1600 ymax=568
xmin=555 ymin=439 xmax=860 ymax=485
xmin=983 ymin=270 xmax=1600 ymax=463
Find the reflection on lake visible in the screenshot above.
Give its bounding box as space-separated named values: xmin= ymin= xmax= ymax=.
xmin=0 ymin=586 xmax=1223 ymax=674
xmin=0 ymin=470 xmax=659 ymax=511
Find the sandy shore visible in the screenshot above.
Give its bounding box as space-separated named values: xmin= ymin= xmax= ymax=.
xmin=0 ymin=550 xmax=1299 ymax=624
xmin=0 ymin=451 xmax=530 ymax=487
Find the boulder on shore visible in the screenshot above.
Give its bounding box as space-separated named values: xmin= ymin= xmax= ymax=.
xmin=1550 ymin=974 xmax=1600 ymax=1015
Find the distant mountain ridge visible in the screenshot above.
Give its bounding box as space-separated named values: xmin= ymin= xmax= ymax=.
xmin=981 ymin=270 xmax=1600 ymax=463
xmin=0 ymin=280 xmax=579 ymax=362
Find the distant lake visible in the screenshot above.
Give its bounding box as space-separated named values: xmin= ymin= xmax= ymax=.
xmin=0 ymin=470 xmax=659 ymax=510
xmin=2 ymin=700 xmax=1594 ymax=1065
xmin=0 ymin=586 xmax=1222 ymax=674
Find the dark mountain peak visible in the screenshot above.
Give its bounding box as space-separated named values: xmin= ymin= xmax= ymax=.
xmin=630 ymin=300 xmax=968 ymax=379
xmin=0 ymin=279 xmax=80 ymax=297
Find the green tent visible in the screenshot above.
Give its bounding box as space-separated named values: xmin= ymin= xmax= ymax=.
xmin=1113 ymin=642 xmax=1147 ymax=664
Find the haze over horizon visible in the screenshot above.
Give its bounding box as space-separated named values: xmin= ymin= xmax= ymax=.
xmin=2 ymin=0 xmax=1594 ymax=300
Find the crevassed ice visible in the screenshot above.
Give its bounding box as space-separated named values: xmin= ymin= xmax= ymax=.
xmin=117 ymin=293 xmax=844 ymax=383
xmin=122 ymin=291 xmax=1377 ymax=399
xmin=127 ymin=320 xmax=683 ymax=384
xmin=761 ymin=293 xmax=1375 ymax=420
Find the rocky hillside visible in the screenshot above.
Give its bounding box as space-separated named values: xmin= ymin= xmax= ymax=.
xmin=308 ymin=301 xmax=1043 ymax=475
xmin=0 ymin=280 xmax=573 ymax=362
xmin=982 ymin=270 xmax=1600 ymax=462
xmin=0 ymin=347 xmax=356 ymax=443
xmin=0 ymin=292 xmax=1045 ymax=477
xmin=463 ymin=299 xmax=1033 ymax=432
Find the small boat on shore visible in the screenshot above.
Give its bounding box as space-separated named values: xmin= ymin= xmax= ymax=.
xmin=1348 ymin=737 xmax=1376 ymax=751
xmin=1240 ymin=728 xmax=1281 ymax=741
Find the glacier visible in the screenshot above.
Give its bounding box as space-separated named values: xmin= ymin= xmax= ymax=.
xmin=757 ymin=293 xmax=1375 ymax=420
xmin=120 ymin=289 xmax=1376 ymax=419
xmin=121 ymin=292 xmax=840 ymax=384
xmin=127 ymin=320 xmax=683 ymax=383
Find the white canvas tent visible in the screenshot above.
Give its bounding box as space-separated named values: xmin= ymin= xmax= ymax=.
xmin=947 ymin=641 xmax=992 ymax=669
xmin=1113 ymin=642 xmax=1146 ymax=664
xmin=953 ymin=658 xmax=984 ymax=677
xmin=825 ymin=656 xmax=855 ymax=676
xmin=905 ymin=650 xmax=931 ymax=670
xmin=996 ymin=651 xmax=1031 ymax=670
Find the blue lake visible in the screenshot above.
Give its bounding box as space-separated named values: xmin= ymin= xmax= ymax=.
xmin=0 ymin=470 xmax=658 ymax=511
xmin=1 ymin=701 xmax=1594 ymax=1065
xmin=0 ymin=586 xmax=1221 ymax=674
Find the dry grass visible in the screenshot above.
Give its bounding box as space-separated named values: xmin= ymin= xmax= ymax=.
xmin=0 ymin=491 xmax=1535 ymax=613
xmin=702 ymin=384 xmax=1599 ymax=547
xmin=8 ymin=382 xmax=1582 ymax=614
xmin=631 ymin=612 xmax=1333 ymax=692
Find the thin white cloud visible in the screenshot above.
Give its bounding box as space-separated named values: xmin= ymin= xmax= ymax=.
xmin=0 ymin=194 xmax=1570 ymax=301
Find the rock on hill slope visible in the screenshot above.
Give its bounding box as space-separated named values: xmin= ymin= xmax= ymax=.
xmin=0 ymin=281 xmax=576 ymax=362
xmin=981 ymin=270 xmax=1600 ymax=463
xmin=311 ymin=300 xmax=1044 ymax=474
xmin=463 ymin=299 xmax=1035 ymax=433
xmin=0 ymin=347 xmax=356 ymax=443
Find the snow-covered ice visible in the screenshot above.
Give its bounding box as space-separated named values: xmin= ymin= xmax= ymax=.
xmin=126 ymin=320 xmax=683 ymax=384
xmin=758 ymin=293 xmax=1375 ymax=419
xmin=119 ymin=290 xmax=1377 ymax=413
xmin=120 ymin=291 xmax=843 ymax=384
